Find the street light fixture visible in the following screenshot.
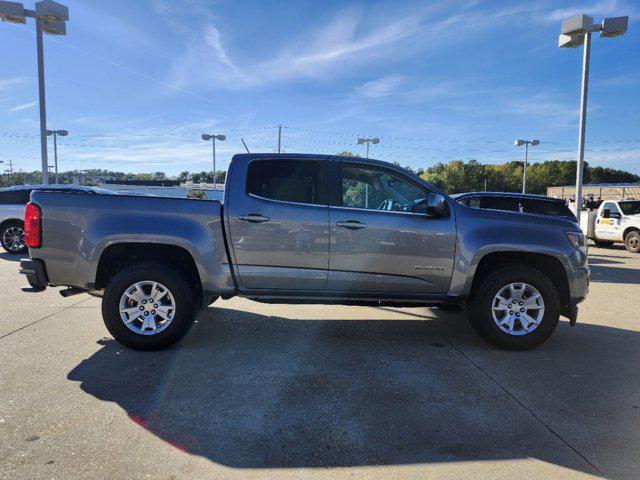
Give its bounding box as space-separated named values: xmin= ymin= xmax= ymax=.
xmin=558 ymin=13 xmax=628 ymax=223
xmin=0 ymin=0 xmax=69 ymax=185
xmin=46 ymin=128 xmax=67 ymax=184
xmin=201 ymin=133 xmax=226 ymax=190
xmin=514 ymin=139 xmax=539 ymax=194
xmin=357 ymin=137 xmax=379 ymax=159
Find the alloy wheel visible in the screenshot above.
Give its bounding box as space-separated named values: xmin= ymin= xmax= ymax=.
xmin=491 ymin=282 xmax=545 ymax=336
xmin=2 ymin=226 xmax=25 ymax=252
xmin=118 ymin=281 xmax=176 ymax=335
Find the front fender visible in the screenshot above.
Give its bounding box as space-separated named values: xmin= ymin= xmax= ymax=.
xmin=448 ymin=204 xmax=583 ymax=298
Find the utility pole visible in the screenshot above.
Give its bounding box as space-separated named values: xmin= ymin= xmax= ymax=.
xmin=558 ymin=14 xmax=629 ymax=223
xmin=574 ymin=30 xmax=591 ymax=219
xmin=36 ymin=17 xmax=49 ymax=184
xmin=277 ymin=125 xmax=282 ymax=153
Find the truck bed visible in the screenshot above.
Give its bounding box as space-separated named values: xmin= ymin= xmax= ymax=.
xmin=28 ymin=191 xmax=234 ymax=295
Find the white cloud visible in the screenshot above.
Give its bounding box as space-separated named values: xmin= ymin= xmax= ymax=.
xmin=0 ymin=77 xmax=27 ymax=91
xmin=204 ymin=25 xmax=241 ymax=76
xmin=357 ymin=76 xmax=405 ymax=98
xmin=8 ymin=101 xmax=36 ymax=112
xmin=544 ymin=0 xmax=633 ymax=23
xmin=166 ymin=4 xmax=453 ymax=90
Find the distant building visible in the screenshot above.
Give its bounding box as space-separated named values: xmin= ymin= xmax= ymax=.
xmin=547 ymin=183 xmax=640 ymax=201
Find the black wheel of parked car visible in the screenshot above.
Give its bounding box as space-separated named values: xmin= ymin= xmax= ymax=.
xmin=0 ymin=221 xmax=27 ymax=254
xmin=593 ymin=239 xmax=614 ymax=248
xmin=102 ymin=261 xmax=197 ymax=351
xmin=467 ymin=265 xmax=560 ymax=350
xmin=625 ymin=230 xmax=640 ymax=254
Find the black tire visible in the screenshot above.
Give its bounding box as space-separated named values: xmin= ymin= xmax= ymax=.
xmin=102 ymin=262 xmax=197 ymax=351
xmin=624 ymin=230 xmax=640 ymax=254
xmin=0 ymin=221 xmax=27 ymax=254
xmin=467 ymin=265 xmax=560 ymax=350
xmin=593 ymin=239 xmax=614 ymax=248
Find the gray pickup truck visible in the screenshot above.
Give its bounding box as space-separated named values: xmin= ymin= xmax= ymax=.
xmin=19 ymin=154 xmax=589 ymax=351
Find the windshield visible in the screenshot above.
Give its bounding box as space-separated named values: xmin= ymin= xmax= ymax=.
xmin=619 ymin=201 xmax=640 ymax=215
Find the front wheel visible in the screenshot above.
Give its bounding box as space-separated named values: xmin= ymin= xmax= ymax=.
xmin=102 ymin=262 xmax=197 ymax=350
xmin=625 ymin=230 xmax=640 ymax=253
xmin=467 ymin=266 xmax=560 ymax=350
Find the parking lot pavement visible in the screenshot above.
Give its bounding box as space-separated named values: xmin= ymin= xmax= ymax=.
xmin=1 ymin=246 xmax=639 ymax=480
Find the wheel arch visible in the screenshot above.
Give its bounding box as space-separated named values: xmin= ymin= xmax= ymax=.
xmin=95 ymin=243 xmax=203 ymax=301
xmin=623 ymin=226 xmax=640 ymax=241
xmin=468 ymin=251 xmax=570 ymax=312
xmin=0 ymin=218 xmax=24 ymax=230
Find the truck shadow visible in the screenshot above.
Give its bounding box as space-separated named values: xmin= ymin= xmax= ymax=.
xmin=67 ymin=307 xmax=639 ymax=478
xmin=0 ymin=252 xmax=21 ymax=262
xmin=587 ymin=255 xmax=640 ymax=284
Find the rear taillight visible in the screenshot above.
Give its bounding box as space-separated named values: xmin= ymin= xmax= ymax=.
xmin=24 ymin=202 xmax=41 ymax=248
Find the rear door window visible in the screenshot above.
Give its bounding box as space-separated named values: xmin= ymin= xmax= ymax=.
xmin=246 ymin=160 xmax=326 ymax=205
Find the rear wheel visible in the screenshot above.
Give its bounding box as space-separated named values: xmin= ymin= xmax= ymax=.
xmin=624 ymin=230 xmax=640 ymax=253
xmin=1 ymin=221 xmax=26 ymax=254
xmin=468 ymin=266 xmax=560 ymax=350
xmin=102 ymin=262 xmax=197 ymax=350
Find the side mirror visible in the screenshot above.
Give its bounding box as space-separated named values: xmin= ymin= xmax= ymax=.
xmin=426 ymin=193 xmax=449 ymax=217
xmin=602 ymin=209 xmax=610 ymax=218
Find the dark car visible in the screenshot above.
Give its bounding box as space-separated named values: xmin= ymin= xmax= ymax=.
xmin=0 ymin=185 xmax=116 ymax=254
xmin=451 ymin=192 xmax=577 ymax=222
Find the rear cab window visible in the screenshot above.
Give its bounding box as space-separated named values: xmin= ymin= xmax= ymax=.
xmin=522 ymin=199 xmax=574 ymax=218
xmin=619 ymin=201 xmax=640 ymax=216
xmin=246 ymin=159 xmax=326 ymax=205
xmin=479 ymin=196 xmax=520 ymax=212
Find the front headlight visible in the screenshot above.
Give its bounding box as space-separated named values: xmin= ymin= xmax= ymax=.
xmin=565 ymin=230 xmax=586 ymax=250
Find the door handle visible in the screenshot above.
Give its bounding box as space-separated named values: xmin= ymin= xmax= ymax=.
xmin=336 ymin=220 xmax=367 ymax=230
xmin=238 ymin=214 xmax=269 ymax=223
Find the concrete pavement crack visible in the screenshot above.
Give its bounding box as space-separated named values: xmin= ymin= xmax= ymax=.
xmin=0 ymin=296 xmax=93 ymax=340
xmin=444 ymin=336 xmax=602 ymax=476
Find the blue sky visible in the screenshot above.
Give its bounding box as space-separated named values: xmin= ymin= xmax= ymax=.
xmin=0 ymin=0 xmax=638 ymax=176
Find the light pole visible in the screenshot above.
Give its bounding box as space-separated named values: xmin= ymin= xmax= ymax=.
xmin=514 ymin=139 xmax=539 ymax=193
xmin=357 ymin=137 xmax=380 ymax=159
xmin=201 ymin=133 xmax=226 ymax=190
xmin=558 ymin=14 xmax=628 ymax=223
xmin=46 ymin=129 xmax=67 ymax=184
xmin=0 ymin=1 xmax=69 ymax=185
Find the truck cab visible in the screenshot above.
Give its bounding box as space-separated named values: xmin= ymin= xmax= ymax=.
xmin=592 ymin=200 xmax=640 ymax=252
